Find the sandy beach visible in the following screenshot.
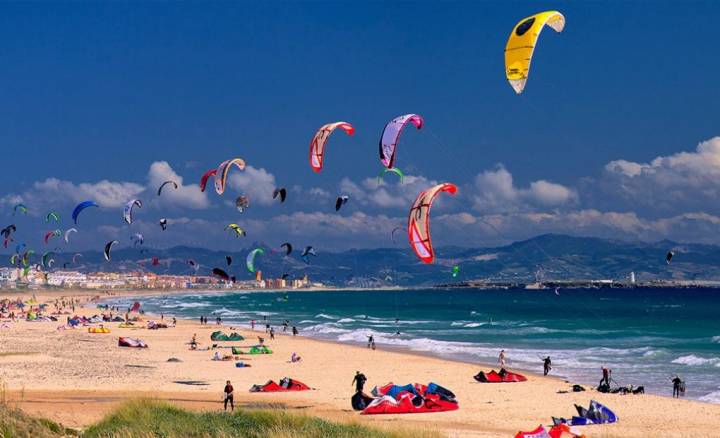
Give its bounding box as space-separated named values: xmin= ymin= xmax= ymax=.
xmin=0 ymin=289 xmax=717 ymax=437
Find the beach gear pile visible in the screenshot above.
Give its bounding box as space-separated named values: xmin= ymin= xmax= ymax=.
xmin=88 ymin=327 xmax=110 ymax=333
xmin=552 ymin=400 xmax=618 ymax=426
xmin=356 ymin=382 xmax=458 ymax=415
xmin=210 ymin=331 xmax=244 ymax=341
xmin=147 ymin=321 xmax=168 ymax=329
xmin=515 ymin=424 xmax=586 ymax=438
xmin=118 ymin=336 xmax=148 ymax=348
xmin=474 ymin=368 xmax=527 ymax=383
xmin=250 ymin=377 xmax=310 ymax=392
xmin=232 ymin=345 xmax=272 ymax=355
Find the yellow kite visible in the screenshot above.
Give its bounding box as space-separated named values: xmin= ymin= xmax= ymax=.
xmin=505 ymin=11 xmax=565 ymax=94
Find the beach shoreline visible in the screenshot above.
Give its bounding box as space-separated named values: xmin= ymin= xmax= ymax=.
xmin=0 ymin=288 xmax=718 ymax=437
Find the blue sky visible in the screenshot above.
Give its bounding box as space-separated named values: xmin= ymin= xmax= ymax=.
xmin=1 ymin=1 xmax=720 ymax=253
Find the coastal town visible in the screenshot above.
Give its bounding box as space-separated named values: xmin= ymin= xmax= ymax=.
xmin=0 ymin=267 xmax=317 ymax=291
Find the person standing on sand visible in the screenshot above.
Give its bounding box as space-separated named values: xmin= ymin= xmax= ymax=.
xmin=600 ymin=366 xmax=610 ymax=387
xmin=292 ymin=326 xmax=298 ymax=336
xmin=543 ymin=356 xmax=552 ymax=376
xmin=672 ymin=375 xmax=683 ymax=398
xmin=499 ymin=350 xmax=506 ymax=367
xmin=224 ymin=380 xmax=234 ymax=411
xmin=352 ymin=371 xmax=367 ymax=393
xmin=269 ymin=327 xmax=275 ymax=340
xmin=251 ymin=319 xmax=255 ymax=330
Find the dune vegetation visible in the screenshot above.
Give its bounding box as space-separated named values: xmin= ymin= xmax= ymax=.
xmin=1 ymin=399 xmax=438 ymax=438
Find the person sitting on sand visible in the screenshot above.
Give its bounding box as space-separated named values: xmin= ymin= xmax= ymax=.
xmin=190 ymin=333 xmax=198 ymax=350
xmin=224 ymin=380 xmax=234 ymax=411
xmin=213 ymin=351 xmax=222 ymax=361
xmin=258 ymin=336 xmax=265 ymax=345
xmin=291 ymin=352 xmax=302 ymax=363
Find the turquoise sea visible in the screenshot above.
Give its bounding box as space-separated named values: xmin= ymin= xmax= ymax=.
xmin=107 ymin=288 xmax=720 ymax=403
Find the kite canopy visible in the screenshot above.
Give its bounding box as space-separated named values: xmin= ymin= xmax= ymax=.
xmin=335 ymin=196 xmax=349 ymax=212
xmin=104 ymin=240 xmax=119 ymax=261
xmin=72 ymin=201 xmax=99 ymax=224
xmin=159 ymin=218 xmax=168 ymax=230
xmin=13 ymin=203 xmax=28 ymax=215
xmin=361 ymin=382 xmax=458 ymax=415
xmin=309 ymin=122 xmax=355 ymax=173
xmin=273 ymin=187 xmax=287 ymax=203
xmin=378 ymin=167 xmax=405 ymax=185
xmin=157 ymin=180 xmax=178 ymax=196
xmin=212 ymin=267 xmax=230 ymax=281
xmin=408 ymin=183 xmax=457 ymax=264
xmin=199 ymin=169 xmax=217 ymax=192
xmin=379 ymin=114 xmax=423 ymax=169
xmin=225 ymin=223 xmax=246 ymax=238
xmin=64 ymin=228 xmax=77 ymax=243
xmin=246 ymin=248 xmax=264 ymax=273
xmin=214 ymin=158 xmax=246 ymax=195
xmin=123 ymin=199 xmax=143 ymax=225
xmin=45 ymin=211 xmax=60 ymax=223
xmin=505 ymin=11 xmax=565 ymax=94
xmin=280 ymin=242 xmax=292 ymax=256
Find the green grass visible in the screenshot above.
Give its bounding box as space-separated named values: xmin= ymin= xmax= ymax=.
xmin=82 ymin=399 xmax=440 ymax=438
xmin=0 ymin=402 xmax=77 ymax=437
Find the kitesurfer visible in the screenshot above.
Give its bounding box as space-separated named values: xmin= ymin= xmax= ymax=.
xmin=352 ymin=371 xmax=367 ymax=393
xmin=224 ymin=380 xmax=234 ymax=411
xmin=543 ymin=356 xmax=552 ymax=376
xmin=672 ymin=375 xmax=683 ymax=398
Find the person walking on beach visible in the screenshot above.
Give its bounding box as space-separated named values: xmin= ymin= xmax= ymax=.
xmin=269 ymin=327 xmax=275 ymax=340
xmin=367 ymin=335 xmax=376 ymax=350
xmin=543 ymin=356 xmax=552 ymax=376
xmin=292 ymin=326 xmax=298 ymax=336
xmin=352 ymin=371 xmax=367 ymax=393
xmin=672 ymin=375 xmax=683 ymax=398
xmin=600 ymin=366 xmax=610 ymax=387
xmin=499 ymin=350 xmax=506 ymax=367
xmin=251 ymin=319 xmax=255 ymax=330
xmin=223 ymin=380 xmax=234 ymax=411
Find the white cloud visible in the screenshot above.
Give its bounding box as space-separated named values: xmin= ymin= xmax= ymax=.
xmin=226 ymin=165 xmax=277 ymax=206
xmin=472 ymin=165 xmax=577 ymax=213
xmin=147 ymin=161 xmax=209 ymax=209
xmin=599 ymin=137 xmax=720 ymax=215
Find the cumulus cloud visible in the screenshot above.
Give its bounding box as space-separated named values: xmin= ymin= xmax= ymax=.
xmin=226 ymin=165 xmax=277 ymax=206
xmin=0 ymin=177 xmax=145 ymax=214
xmin=147 ymin=161 xmax=209 ymax=209
xmin=472 ymin=165 xmax=577 ymax=213
xmin=599 ymin=137 xmax=720 ymax=215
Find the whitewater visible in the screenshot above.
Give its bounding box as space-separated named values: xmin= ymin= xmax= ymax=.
xmin=106 ymin=287 xmax=720 ymax=403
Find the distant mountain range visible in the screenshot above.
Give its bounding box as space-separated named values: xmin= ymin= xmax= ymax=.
xmin=6 ymin=234 xmax=720 ymax=286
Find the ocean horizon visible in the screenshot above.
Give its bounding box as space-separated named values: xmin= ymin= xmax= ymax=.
xmin=105 ymin=287 xmax=720 ymax=404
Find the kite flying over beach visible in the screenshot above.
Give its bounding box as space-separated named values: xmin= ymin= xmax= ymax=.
xmin=309 ymin=122 xmax=355 ymax=173
xmin=408 ymin=183 xmax=457 ymax=264
xmin=505 ymin=10 xmax=565 ymax=94
xmin=379 ymin=114 xmax=423 ymax=169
